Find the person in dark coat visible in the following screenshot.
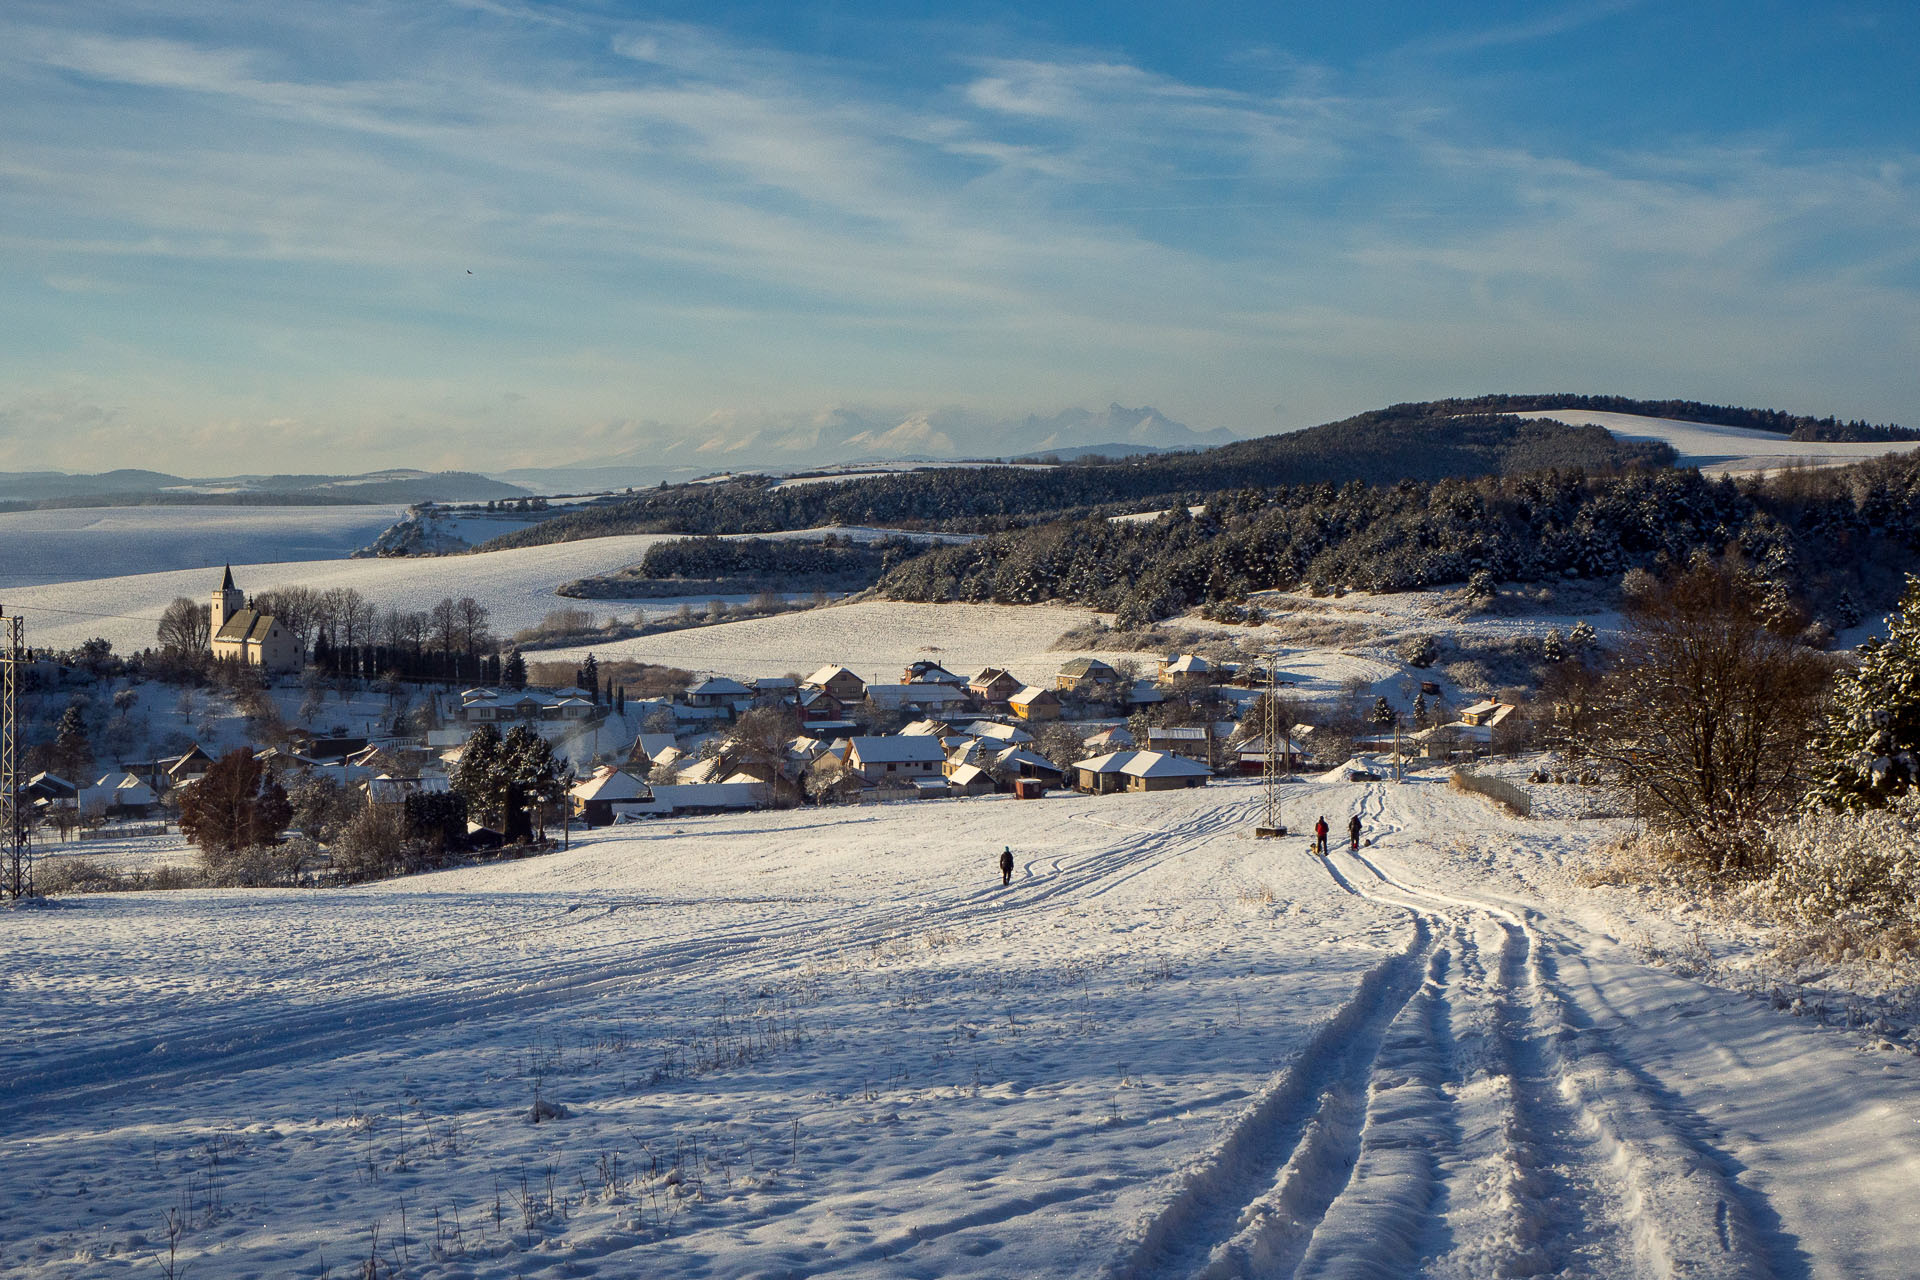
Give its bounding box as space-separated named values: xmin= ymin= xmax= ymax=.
xmin=1348 ymin=814 xmax=1363 ymax=850
xmin=999 ymin=846 xmax=1014 ymax=886
xmin=1313 ymin=817 xmax=1329 ymax=856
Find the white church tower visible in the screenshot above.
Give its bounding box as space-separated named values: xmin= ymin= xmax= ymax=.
xmin=211 ymin=564 xmax=244 ymax=637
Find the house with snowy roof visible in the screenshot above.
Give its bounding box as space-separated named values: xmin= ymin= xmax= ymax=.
xmin=803 ymin=664 xmax=868 ymax=704
xmin=78 ymin=771 xmax=162 ymax=818
xmin=993 ymin=746 xmax=1064 ymax=785
xmin=902 ymin=660 xmax=966 ymax=686
xmin=569 ymin=765 xmax=652 ymax=826
xmin=1055 ymin=657 xmax=1119 ymax=694
xmin=1070 ymin=750 xmax=1211 ymax=795
xmin=863 ymin=683 xmax=972 ymax=714
xmin=1157 ymin=653 xmax=1214 ymax=684
xmin=1146 ymin=724 xmax=1214 ymax=764
xmin=969 ymin=668 xmax=1025 ymax=705
xmin=683 ymin=676 xmax=753 ymax=712
xmin=841 ymin=735 xmax=947 ymax=784
xmin=945 ymin=762 xmax=997 ymax=797
xmin=1008 ymin=686 xmax=1062 ymax=720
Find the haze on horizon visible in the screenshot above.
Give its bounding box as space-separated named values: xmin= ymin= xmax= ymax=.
xmin=2 ymin=0 xmax=1917 ymax=476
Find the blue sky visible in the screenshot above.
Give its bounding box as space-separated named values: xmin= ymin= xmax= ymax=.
xmin=2 ymin=0 xmax=1916 ymax=472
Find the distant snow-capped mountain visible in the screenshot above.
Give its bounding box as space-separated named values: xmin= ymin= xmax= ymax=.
xmin=561 ymin=403 xmax=1231 ymax=470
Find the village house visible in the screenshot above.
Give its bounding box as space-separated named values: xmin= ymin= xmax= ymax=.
xmin=795 ymin=686 xmax=855 ymax=734
xmin=945 ymin=762 xmax=997 ymax=797
xmin=1070 ymin=749 xmax=1212 ymax=795
xmin=901 ymin=660 xmax=965 ymax=686
xmin=969 ymin=667 xmax=1025 ymax=705
xmin=569 ymin=765 xmax=652 ymax=826
xmin=841 ymin=735 xmax=946 ymax=784
xmin=208 ymin=567 xmax=302 ymax=674
xmin=1055 ymin=657 xmax=1120 ymax=695
xmin=862 ymin=683 xmax=973 ymax=716
xmin=161 ymin=744 xmax=215 ymax=790
xmin=746 ymin=676 xmax=798 ymax=705
xmin=452 ymin=687 xmax=597 ymax=726
xmin=1232 ymin=731 xmax=1312 ymax=774
xmin=1146 ymin=724 xmax=1214 ymax=764
xmin=79 ymin=771 xmax=162 ymax=819
xmin=992 ymin=746 xmax=1064 ymax=786
xmin=683 ymin=676 xmax=753 ymax=714
xmin=1411 ymin=698 xmax=1518 ymax=760
xmin=1156 ymin=653 xmax=1214 ymax=686
xmin=966 ymin=720 xmax=1033 ymax=747
xmin=803 ymin=664 xmax=868 ymax=705
xmin=1008 ymin=685 xmax=1062 ymax=721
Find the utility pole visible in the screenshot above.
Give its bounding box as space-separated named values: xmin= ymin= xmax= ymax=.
xmin=1254 ymin=654 xmax=1287 ymax=838
xmin=1 ymin=608 xmax=31 ymax=899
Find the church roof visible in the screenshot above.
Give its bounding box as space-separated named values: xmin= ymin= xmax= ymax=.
xmin=221 ymin=564 xmax=235 ymax=591
xmin=214 ymin=608 xmax=277 ymax=643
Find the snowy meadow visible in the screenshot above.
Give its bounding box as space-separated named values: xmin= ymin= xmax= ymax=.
xmin=8 ymin=776 xmax=1920 ymax=1278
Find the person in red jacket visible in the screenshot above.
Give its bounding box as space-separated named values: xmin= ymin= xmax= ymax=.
xmin=1313 ymin=816 xmax=1329 ymax=856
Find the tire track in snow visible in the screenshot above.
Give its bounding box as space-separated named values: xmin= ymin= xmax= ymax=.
xmin=1331 ymin=784 xmax=1790 ymax=1279
xmin=1105 ymin=907 xmax=1434 ymax=1280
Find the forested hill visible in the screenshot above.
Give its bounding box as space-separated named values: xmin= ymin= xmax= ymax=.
xmin=479 ymin=408 xmax=1672 ymax=548
xmin=878 ymin=452 xmax=1920 ymax=628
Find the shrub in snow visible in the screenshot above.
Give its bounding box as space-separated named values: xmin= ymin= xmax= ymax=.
xmin=1745 ymin=794 xmax=1920 ymax=948
xmin=202 ymin=839 xmax=312 ymax=889
xmin=1806 ymin=574 xmax=1920 ymax=811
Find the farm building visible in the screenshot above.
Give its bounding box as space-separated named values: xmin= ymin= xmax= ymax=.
xmin=1070 ymin=750 xmax=1211 ymax=795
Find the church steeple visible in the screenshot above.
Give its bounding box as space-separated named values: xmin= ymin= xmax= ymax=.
xmin=211 ymin=566 xmax=244 ymax=639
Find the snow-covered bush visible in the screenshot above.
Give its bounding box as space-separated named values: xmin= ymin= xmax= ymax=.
xmin=1745 ymin=795 xmax=1920 ymax=944
xmin=201 ymin=839 xmax=313 ymax=888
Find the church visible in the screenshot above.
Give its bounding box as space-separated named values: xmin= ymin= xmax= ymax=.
xmin=209 ymin=566 xmax=301 ymax=674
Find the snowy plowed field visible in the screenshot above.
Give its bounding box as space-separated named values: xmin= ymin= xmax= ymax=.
xmin=1511 ymin=410 xmax=1920 ymax=476
xmin=0 ymin=532 xmax=681 ymax=651
xmin=0 ymin=505 xmax=411 ymax=589
xmin=7 ymin=776 xmax=1918 ymax=1278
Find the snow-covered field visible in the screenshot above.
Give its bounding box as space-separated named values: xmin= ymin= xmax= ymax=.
xmin=0 ymin=506 xmax=411 ymax=589
xmin=1511 ymin=410 xmax=1920 ymax=476
xmin=0 ymin=535 xmax=671 ymax=653
xmin=537 ymin=600 xmax=1107 ymax=683
xmin=3 ymin=525 xmax=980 ymax=656
xmin=6 ymin=774 xmax=1917 ymax=1278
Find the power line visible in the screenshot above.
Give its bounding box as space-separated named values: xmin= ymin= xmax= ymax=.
xmin=0 ymin=603 xmax=166 ymax=625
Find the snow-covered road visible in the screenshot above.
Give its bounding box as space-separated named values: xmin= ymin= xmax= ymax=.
xmin=4 ymin=777 xmax=1916 ymax=1278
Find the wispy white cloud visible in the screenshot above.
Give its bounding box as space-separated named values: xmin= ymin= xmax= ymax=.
xmin=0 ymin=1 xmax=1914 ymax=473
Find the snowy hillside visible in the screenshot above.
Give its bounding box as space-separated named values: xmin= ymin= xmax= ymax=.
xmin=1510 ymin=410 xmax=1920 ymax=475
xmin=2 ymin=534 xmax=683 ymax=652
xmin=1 ymin=528 xmax=964 ymax=655
xmin=8 ymin=776 xmax=1918 ymax=1277
xmin=0 ymin=505 xmax=410 ymax=589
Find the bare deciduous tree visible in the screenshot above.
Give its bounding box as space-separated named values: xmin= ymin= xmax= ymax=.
xmin=156 ymin=597 xmax=211 ymax=653
xmin=1573 ymin=556 xmax=1833 ymax=869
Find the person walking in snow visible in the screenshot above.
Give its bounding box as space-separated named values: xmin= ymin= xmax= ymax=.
xmin=1348 ymin=814 xmax=1363 ymax=851
xmin=999 ymin=846 xmax=1014 ymax=886
xmin=1313 ymin=817 xmax=1329 ymax=856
